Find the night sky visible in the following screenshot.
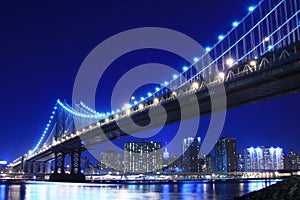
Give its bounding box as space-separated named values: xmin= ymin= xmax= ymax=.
xmin=1 ymin=0 xmax=300 ymax=162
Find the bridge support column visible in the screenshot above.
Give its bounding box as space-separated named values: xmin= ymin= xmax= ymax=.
xmin=50 ymin=148 xmax=85 ymax=182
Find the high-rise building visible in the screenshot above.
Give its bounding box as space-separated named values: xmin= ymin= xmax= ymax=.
xmin=124 ymin=141 xmax=162 ymax=173
xmin=163 ymin=148 xmax=170 ymax=160
xmin=99 ymin=148 xmax=123 ymax=171
xmin=182 ymin=137 xmax=203 ymax=173
xmin=244 ymin=146 xmax=284 ymax=171
xmin=284 ymin=149 xmax=299 ymax=170
xmin=236 ymin=153 xmax=244 ymax=172
xmin=203 ymin=154 xmax=216 ymax=173
xmin=215 ymin=137 xmax=237 ymax=172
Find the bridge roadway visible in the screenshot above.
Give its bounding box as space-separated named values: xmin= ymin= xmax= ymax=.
xmin=16 ymin=41 xmax=300 ymax=180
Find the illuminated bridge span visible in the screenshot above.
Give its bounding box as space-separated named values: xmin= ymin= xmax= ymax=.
xmin=11 ymin=0 xmax=300 ymax=181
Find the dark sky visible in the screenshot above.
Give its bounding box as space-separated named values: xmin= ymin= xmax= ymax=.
xmin=1 ymin=0 xmax=300 ymax=162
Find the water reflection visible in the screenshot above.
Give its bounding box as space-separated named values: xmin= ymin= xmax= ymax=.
xmin=0 ymin=179 xmax=280 ymax=200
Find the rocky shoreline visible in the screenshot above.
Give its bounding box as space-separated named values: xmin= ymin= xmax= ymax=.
xmin=235 ymin=176 xmax=300 ymax=200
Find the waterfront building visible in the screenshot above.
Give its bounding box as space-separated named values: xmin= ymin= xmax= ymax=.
xmin=244 ymin=146 xmax=284 ymax=171
xmin=215 ymin=137 xmax=237 ymax=172
xmin=182 ymin=137 xmax=203 ymax=173
xmin=237 ymin=153 xmax=245 ymax=172
xmin=284 ymin=149 xmax=300 ymax=170
xmin=124 ymin=141 xmax=162 ymax=173
xmin=203 ymin=154 xmax=216 ymax=173
xmin=99 ymin=148 xmax=123 ymax=171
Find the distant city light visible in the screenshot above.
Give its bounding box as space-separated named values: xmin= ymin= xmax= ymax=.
xmin=0 ymin=161 xmax=7 ymax=165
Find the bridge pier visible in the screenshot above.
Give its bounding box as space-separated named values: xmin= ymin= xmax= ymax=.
xmin=50 ymin=148 xmax=85 ymax=182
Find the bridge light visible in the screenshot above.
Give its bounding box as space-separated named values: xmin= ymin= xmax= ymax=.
xmin=153 ymin=98 xmax=159 ymax=104
xmin=218 ymin=35 xmax=224 ymax=40
xmin=131 ymin=96 xmax=135 ymax=100
xmin=263 ymin=36 xmax=270 ymax=42
xmin=248 ymin=6 xmax=255 ymax=12
xmin=191 ymin=82 xmax=199 ymax=90
xmin=28 ymin=150 xmax=33 ymax=155
xmin=171 ymin=91 xmax=177 ymax=97
xmin=138 ymin=104 xmax=144 ymax=110
xmin=133 ymin=100 xmax=138 ymax=105
xmin=232 ymin=21 xmax=239 ymax=27
xmin=218 ymin=72 xmax=225 ymax=80
xmin=249 ymin=60 xmax=257 ymax=66
xmin=114 ymin=114 xmax=119 ymax=119
xmin=173 ymin=74 xmax=178 ymax=79
xmin=124 ymin=103 xmax=131 ymax=109
xmin=147 ymin=92 xmax=152 ymax=97
xmin=205 ymin=47 xmax=212 ymax=52
xmin=140 ymin=97 xmax=145 ymax=101
xmin=268 ymin=45 xmax=273 ymax=50
xmin=225 ymin=58 xmax=235 ymax=67
xmin=105 ymin=118 xmax=109 ymax=123
xmin=182 ymin=66 xmax=188 ymax=72
xmin=193 ymin=57 xmax=200 ymax=62
xmin=164 ymin=81 xmax=169 ymax=86
xmin=155 ymin=87 xmax=160 ymax=92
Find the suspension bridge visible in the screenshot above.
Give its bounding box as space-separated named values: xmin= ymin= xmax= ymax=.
xmin=9 ymin=0 xmax=300 ymax=181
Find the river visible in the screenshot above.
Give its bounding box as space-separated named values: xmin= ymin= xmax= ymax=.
xmin=0 ymin=179 xmax=280 ymax=200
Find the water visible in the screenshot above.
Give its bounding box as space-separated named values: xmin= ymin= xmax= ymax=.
xmin=0 ymin=179 xmax=280 ymax=200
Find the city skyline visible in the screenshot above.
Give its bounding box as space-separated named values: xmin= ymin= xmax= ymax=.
xmin=94 ymin=136 xmax=299 ymax=173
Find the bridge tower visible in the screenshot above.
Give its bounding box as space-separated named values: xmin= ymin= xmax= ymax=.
xmin=49 ymin=102 xmax=85 ymax=182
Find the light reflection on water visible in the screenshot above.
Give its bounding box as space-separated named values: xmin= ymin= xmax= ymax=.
xmin=0 ymin=179 xmax=280 ymax=200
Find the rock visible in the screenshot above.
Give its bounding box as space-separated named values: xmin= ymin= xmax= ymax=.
xmin=235 ymin=176 xmax=300 ymax=200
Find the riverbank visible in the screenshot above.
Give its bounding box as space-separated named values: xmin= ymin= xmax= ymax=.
xmin=236 ymin=176 xmax=300 ymax=199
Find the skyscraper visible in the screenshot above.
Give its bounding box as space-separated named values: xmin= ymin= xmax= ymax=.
xmin=124 ymin=141 xmax=162 ymax=173
xmin=215 ymin=137 xmax=237 ymax=172
xmin=244 ymin=146 xmax=284 ymax=171
xmin=182 ymin=137 xmax=203 ymax=173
